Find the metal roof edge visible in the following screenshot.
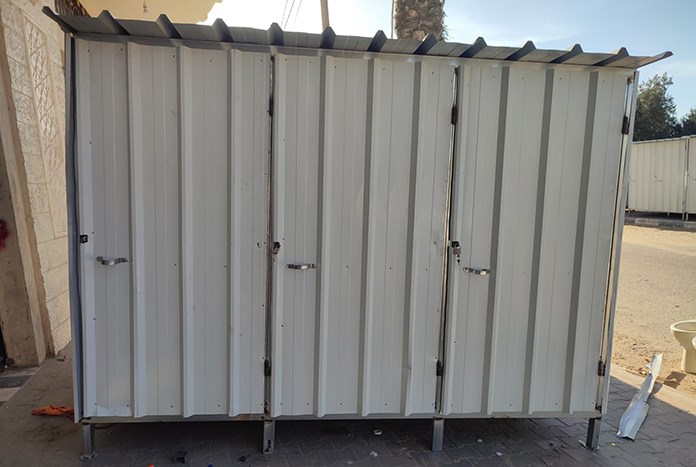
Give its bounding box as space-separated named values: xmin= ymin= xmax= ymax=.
xmin=42 ymin=8 xmax=672 ymax=70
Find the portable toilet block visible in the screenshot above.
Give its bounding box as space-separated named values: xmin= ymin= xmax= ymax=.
xmin=45 ymin=7 xmax=671 ymax=458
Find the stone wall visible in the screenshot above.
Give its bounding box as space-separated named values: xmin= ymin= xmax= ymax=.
xmin=0 ymin=0 xmax=69 ymax=354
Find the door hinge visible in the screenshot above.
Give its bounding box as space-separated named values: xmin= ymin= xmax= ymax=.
xmin=451 ymin=105 xmax=458 ymax=125
xmin=268 ymin=97 xmax=274 ymax=117
xmin=621 ymin=115 xmax=630 ymax=135
xmin=597 ymin=359 xmax=606 ymax=377
xmin=436 ymin=360 xmax=444 ymax=377
xmin=264 ymin=359 xmax=272 ymax=377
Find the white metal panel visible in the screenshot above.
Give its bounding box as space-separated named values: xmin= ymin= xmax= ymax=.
xmin=128 ymin=43 xmax=181 ymax=417
xmin=181 ymin=47 xmax=231 ymax=416
xmin=361 ymin=58 xmax=416 ymax=416
xmin=529 ymin=69 xmax=589 ymax=413
xmin=316 ymin=56 xmax=368 ymax=417
xmin=227 ymin=50 xmax=270 ymax=416
xmin=404 ymin=61 xmax=454 ymax=415
xmin=571 ymin=71 xmax=628 ymax=413
xmin=489 ymin=65 xmax=546 ymax=414
xmin=689 ymin=138 xmax=696 ymax=214
xmin=628 ymin=138 xmax=687 ymax=214
xmin=76 ymin=40 xmax=132 ymax=417
xmin=271 ymin=54 xmax=321 ymax=416
xmin=76 ymin=39 xmax=269 ymax=418
xmin=442 ymin=63 xmax=502 ymax=415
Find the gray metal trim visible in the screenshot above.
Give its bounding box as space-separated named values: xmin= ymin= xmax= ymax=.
xmin=598 ymin=71 xmax=639 ymax=413
xmin=65 ymin=33 xmax=84 ymax=423
xmin=80 ymin=410 xmax=601 ymax=424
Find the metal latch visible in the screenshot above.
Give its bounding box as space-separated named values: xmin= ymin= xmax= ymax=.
xmin=96 ymin=256 xmax=129 ymax=266
xmin=450 ymin=240 xmax=461 ymax=257
xmin=286 ymin=263 xmax=316 ymax=270
xmin=463 ymin=266 xmax=490 ymax=276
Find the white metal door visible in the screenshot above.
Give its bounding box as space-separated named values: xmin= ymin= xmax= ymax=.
xmin=443 ymin=65 xmax=631 ymax=417
xmin=76 ymin=40 xmax=271 ymax=418
xmin=270 ymin=54 xmax=455 ymax=417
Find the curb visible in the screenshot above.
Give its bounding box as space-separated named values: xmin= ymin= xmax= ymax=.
xmin=624 ymin=216 xmax=696 ymax=231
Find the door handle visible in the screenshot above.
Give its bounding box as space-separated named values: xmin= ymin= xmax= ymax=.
xmin=464 ymin=266 xmax=490 ymax=276
xmin=96 ymin=256 xmax=129 ymax=266
xmin=286 ymin=263 xmax=316 ymax=270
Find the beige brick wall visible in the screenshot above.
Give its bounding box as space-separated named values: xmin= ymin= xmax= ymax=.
xmin=1 ymin=0 xmax=69 ymax=352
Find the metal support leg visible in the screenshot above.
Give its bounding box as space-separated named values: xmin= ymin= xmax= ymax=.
xmin=432 ymin=418 xmax=444 ymax=451
xmin=585 ymin=417 xmax=601 ymax=451
xmin=80 ymin=422 xmax=96 ymax=461
xmin=263 ymin=420 xmax=275 ymax=454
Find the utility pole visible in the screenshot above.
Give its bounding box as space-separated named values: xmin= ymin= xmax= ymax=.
xmin=320 ymin=0 xmax=330 ymax=29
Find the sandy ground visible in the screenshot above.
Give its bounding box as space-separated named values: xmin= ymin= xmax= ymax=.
xmin=613 ymin=225 xmax=696 ymax=396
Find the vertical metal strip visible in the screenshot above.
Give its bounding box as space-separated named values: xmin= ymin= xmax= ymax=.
xmin=401 ymin=61 xmax=422 ymax=416
xmin=482 ymin=66 xmax=510 ymax=415
xmin=227 ymin=49 xmax=240 ymax=416
xmin=65 ymin=33 xmax=84 ymax=422
xmin=314 ymin=55 xmax=328 ymax=417
xmin=75 ymin=40 xmax=96 ymax=417
xmin=522 ymin=68 xmax=555 ymax=414
xmin=435 ymin=65 xmax=459 ymax=415
xmin=358 ymin=58 xmax=375 ymax=417
xmin=177 ymin=46 xmax=194 ymax=417
xmin=126 ymin=42 xmax=147 ymax=418
xmin=597 ymin=71 xmax=638 ymax=413
xmin=564 ymin=72 xmax=599 ymax=412
xmin=264 ymin=55 xmax=276 ymax=417
xmin=683 ymin=138 xmax=689 ymax=220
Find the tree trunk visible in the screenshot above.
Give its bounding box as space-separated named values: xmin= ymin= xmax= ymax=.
xmin=393 ymin=0 xmax=446 ymax=40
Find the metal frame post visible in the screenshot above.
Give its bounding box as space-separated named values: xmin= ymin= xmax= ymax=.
xmin=80 ymin=422 xmax=96 ymax=461
xmin=432 ymin=418 xmax=445 ymax=451
xmin=585 ymin=417 xmax=601 ymax=451
xmin=263 ymin=420 xmax=275 ymax=454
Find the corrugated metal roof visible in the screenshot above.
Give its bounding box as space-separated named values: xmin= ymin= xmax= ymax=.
xmin=44 ymin=7 xmax=671 ymax=69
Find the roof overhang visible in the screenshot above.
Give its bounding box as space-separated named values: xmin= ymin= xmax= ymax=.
xmin=44 ymin=8 xmax=672 ymax=69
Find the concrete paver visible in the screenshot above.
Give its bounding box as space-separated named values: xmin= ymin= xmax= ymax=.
xmin=0 ymin=353 xmax=694 ymax=465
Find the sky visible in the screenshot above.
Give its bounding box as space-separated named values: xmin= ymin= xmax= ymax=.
xmin=202 ymin=0 xmax=695 ymax=117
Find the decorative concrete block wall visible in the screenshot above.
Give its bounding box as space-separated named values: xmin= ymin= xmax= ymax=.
xmin=1 ymin=0 xmax=69 ymax=352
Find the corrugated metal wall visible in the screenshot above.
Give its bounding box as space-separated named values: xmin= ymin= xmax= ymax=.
xmin=628 ymin=138 xmax=688 ymax=214
xmin=74 ymin=38 xmax=632 ymax=420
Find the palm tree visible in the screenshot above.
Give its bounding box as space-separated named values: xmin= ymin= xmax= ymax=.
xmin=393 ymin=0 xmax=447 ymax=40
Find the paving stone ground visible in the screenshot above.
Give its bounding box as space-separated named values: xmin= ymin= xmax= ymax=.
xmin=0 ymin=351 xmax=694 ymax=466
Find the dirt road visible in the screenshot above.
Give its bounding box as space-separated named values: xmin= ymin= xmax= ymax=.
xmin=613 ymin=225 xmax=696 ymax=396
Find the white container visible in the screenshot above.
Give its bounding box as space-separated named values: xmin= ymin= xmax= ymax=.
xmin=628 ymin=137 xmax=689 ymax=215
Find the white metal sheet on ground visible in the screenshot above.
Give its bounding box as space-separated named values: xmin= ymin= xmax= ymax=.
xmin=76 ymin=40 xmax=269 ymax=418
xmin=628 ymin=138 xmax=688 ymax=214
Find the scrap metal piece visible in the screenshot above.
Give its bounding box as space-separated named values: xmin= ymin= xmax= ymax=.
xmin=617 ymin=354 xmax=662 ymax=440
